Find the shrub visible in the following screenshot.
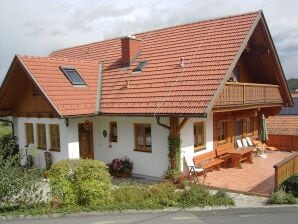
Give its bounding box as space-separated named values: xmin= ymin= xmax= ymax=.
xmin=177 ymin=185 xmax=234 ymax=207
xmin=268 ymin=187 xmax=297 ymax=204
xmin=49 ymin=159 xmax=112 ymax=207
xmin=281 ymin=173 xmax=298 ymax=197
xmin=178 ymin=184 xmax=210 ymax=207
xmin=112 ymin=182 xmax=179 ymax=209
xmin=75 ymin=159 xmax=112 ymax=207
xmin=0 ymin=134 xmax=19 ymax=160
xmin=210 ymin=189 xmax=234 ymax=206
xmin=0 ymin=136 xmax=43 ymax=208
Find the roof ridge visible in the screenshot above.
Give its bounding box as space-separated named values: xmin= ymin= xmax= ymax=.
xmin=50 ymin=10 xmax=260 ymax=55
xmin=136 ymin=10 xmax=260 ymax=36
xmin=17 ymin=54 xmax=99 ymax=64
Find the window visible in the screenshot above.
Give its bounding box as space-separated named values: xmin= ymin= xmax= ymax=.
xmin=235 ymin=117 xmax=253 ymax=142
xmin=60 ymin=67 xmax=86 ymax=85
xmin=132 ymin=61 xmax=148 ymax=72
xmin=49 ymin=124 xmax=60 ymax=151
xmin=25 ymin=123 xmax=34 ymax=145
xmin=134 ymin=123 xmax=152 ymax=152
xmin=217 ymin=121 xmax=228 ymax=144
xmin=194 ymin=122 xmax=205 ymax=151
xmin=37 ymin=123 xmax=47 ymax=149
xmin=245 ymin=118 xmax=253 ymax=136
xmin=109 ymin=122 xmax=118 ymax=142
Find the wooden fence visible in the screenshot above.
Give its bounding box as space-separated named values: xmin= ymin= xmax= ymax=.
xmin=268 ymin=134 xmax=298 ymax=152
xmin=273 ymin=152 xmax=298 ymax=190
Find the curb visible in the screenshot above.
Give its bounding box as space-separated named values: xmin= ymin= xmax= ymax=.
xmin=1 ymin=204 xmax=298 ymax=221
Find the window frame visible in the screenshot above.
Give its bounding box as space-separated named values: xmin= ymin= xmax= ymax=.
xmin=49 ymin=124 xmax=60 ymax=152
xmin=244 ymin=117 xmax=253 ymax=137
xmin=109 ymin=122 xmax=118 ymax=143
xmin=25 ymin=123 xmax=34 ymax=146
xmin=132 ymin=60 xmax=148 ymax=73
xmin=60 ymin=66 xmax=86 ymax=86
xmin=36 ymin=123 xmax=47 ymax=150
xmin=193 ymin=121 xmax=206 ymax=151
xmin=134 ymin=123 xmax=152 ymax=153
xmin=217 ymin=120 xmax=229 ymax=144
xmin=235 ymin=117 xmax=254 ymax=139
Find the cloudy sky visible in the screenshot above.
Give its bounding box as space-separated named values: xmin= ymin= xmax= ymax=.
xmin=0 ymin=0 xmax=297 ymax=83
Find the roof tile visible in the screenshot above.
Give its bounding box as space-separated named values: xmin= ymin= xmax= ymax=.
xmin=20 ymin=11 xmax=258 ymax=116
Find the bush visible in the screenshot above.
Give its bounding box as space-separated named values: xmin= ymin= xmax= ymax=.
xmin=49 ymin=159 xmax=112 ymax=207
xmin=178 ymin=184 xmax=210 ymax=207
xmin=112 ymin=182 xmax=179 ymax=209
xmin=210 ymin=189 xmax=234 ymax=206
xmin=0 ymin=135 xmax=42 ymax=208
xmin=0 ymin=134 xmax=19 ymax=159
xmin=281 ymin=173 xmax=298 ymax=197
xmin=268 ymin=187 xmax=297 ymax=204
xmin=178 ymin=185 xmax=234 ymax=207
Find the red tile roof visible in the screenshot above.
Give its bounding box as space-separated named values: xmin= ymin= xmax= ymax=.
xmin=19 ymin=56 xmax=99 ymax=116
xmin=267 ymin=116 xmax=298 ymax=136
xmin=19 ymin=11 xmax=259 ymax=116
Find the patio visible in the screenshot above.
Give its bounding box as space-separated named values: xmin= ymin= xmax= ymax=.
xmin=202 ymin=151 xmax=291 ymax=196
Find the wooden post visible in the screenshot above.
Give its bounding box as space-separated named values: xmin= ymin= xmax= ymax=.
xmin=169 ymin=117 xmax=178 ymax=170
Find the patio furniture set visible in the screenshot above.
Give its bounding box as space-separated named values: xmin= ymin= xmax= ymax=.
xmin=185 ymin=137 xmax=276 ymax=182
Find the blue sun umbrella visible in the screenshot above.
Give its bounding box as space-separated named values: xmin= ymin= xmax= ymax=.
xmin=259 ymin=114 xmax=269 ymax=143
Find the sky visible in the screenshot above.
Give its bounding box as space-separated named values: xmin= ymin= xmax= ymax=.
xmin=0 ymin=0 xmax=297 ymax=83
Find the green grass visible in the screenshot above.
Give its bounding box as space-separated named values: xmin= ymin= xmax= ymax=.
xmin=0 ymin=122 xmax=12 ymax=138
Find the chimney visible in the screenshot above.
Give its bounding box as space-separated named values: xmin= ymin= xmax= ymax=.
xmin=121 ymin=35 xmax=141 ymax=67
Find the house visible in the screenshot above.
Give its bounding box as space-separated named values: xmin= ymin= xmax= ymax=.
xmin=0 ymin=10 xmax=293 ymax=177
xmin=267 ymin=93 xmax=298 ymax=151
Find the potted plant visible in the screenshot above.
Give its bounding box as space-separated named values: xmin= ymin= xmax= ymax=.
xmin=108 ymin=156 xmax=133 ymax=178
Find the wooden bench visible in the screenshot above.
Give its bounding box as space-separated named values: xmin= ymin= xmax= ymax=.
xmin=194 ymin=151 xmax=224 ymax=175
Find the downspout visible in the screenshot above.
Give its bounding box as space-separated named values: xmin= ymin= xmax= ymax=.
xmin=156 ymin=117 xmax=170 ymax=129
xmin=95 ymin=63 xmax=103 ymax=115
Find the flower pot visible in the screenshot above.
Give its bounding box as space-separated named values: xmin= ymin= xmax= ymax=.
xmin=112 ymin=172 xmax=131 ymax=178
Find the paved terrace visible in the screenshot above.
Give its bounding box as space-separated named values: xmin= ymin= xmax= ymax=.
xmin=203 ymin=151 xmax=291 ymax=196
xmin=112 ymin=151 xmax=292 ymax=197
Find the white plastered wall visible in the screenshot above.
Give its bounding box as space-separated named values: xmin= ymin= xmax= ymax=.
xmin=15 ymin=114 xmax=213 ymax=177
xmin=179 ymin=113 xmax=213 ymax=173
xmin=67 ymin=116 xmax=170 ymax=178
xmin=16 ymin=117 xmax=68 ymax=168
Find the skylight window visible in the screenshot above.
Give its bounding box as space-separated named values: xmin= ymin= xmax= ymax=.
xmin=60 ymin=67 xmax=86 ymax=85
xmin=132 ymin=61 xmax=148 ymax=72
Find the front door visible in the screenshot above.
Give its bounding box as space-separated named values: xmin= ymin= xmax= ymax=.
xmin=78 ymin=122 xmax=94 ymax=159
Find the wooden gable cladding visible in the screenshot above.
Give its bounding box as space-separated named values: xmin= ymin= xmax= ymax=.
xmin=0 ymin=60 xmax=58 ymax=118
xmin=213 ymin=109 xmax=258 ymax=153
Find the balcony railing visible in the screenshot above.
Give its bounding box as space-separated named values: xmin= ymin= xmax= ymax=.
xmin=214 ymin=82 xmax=283 ymax=107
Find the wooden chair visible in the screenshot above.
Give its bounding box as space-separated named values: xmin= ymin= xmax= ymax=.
xmin=184 ymin=153 xmax=204 ymax=183
xmin=253 ymin=139 xmax=278 ymax=152
xmin=236 ymin=139 xmax=244 ymax=148
xmin=245 ymin=137 xmax=262 ymax=155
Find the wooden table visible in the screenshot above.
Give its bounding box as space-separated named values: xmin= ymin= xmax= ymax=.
xmin=227 ymin=148 xmax=253 ymax=169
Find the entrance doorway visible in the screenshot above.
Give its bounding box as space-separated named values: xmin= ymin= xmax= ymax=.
xmin=78 ymin=122 xmax=94 ymax=159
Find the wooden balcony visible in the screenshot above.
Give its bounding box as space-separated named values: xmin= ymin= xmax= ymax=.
xmin=214 ymin=82 xmax=283 ymax=108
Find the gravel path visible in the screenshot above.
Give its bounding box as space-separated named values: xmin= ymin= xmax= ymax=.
xmin=228 ymin=192 xmax=268 ymax=207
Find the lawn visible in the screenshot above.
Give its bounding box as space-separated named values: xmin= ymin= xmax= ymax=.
xmin=0 ymin=122 xmax=12 ymax=138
